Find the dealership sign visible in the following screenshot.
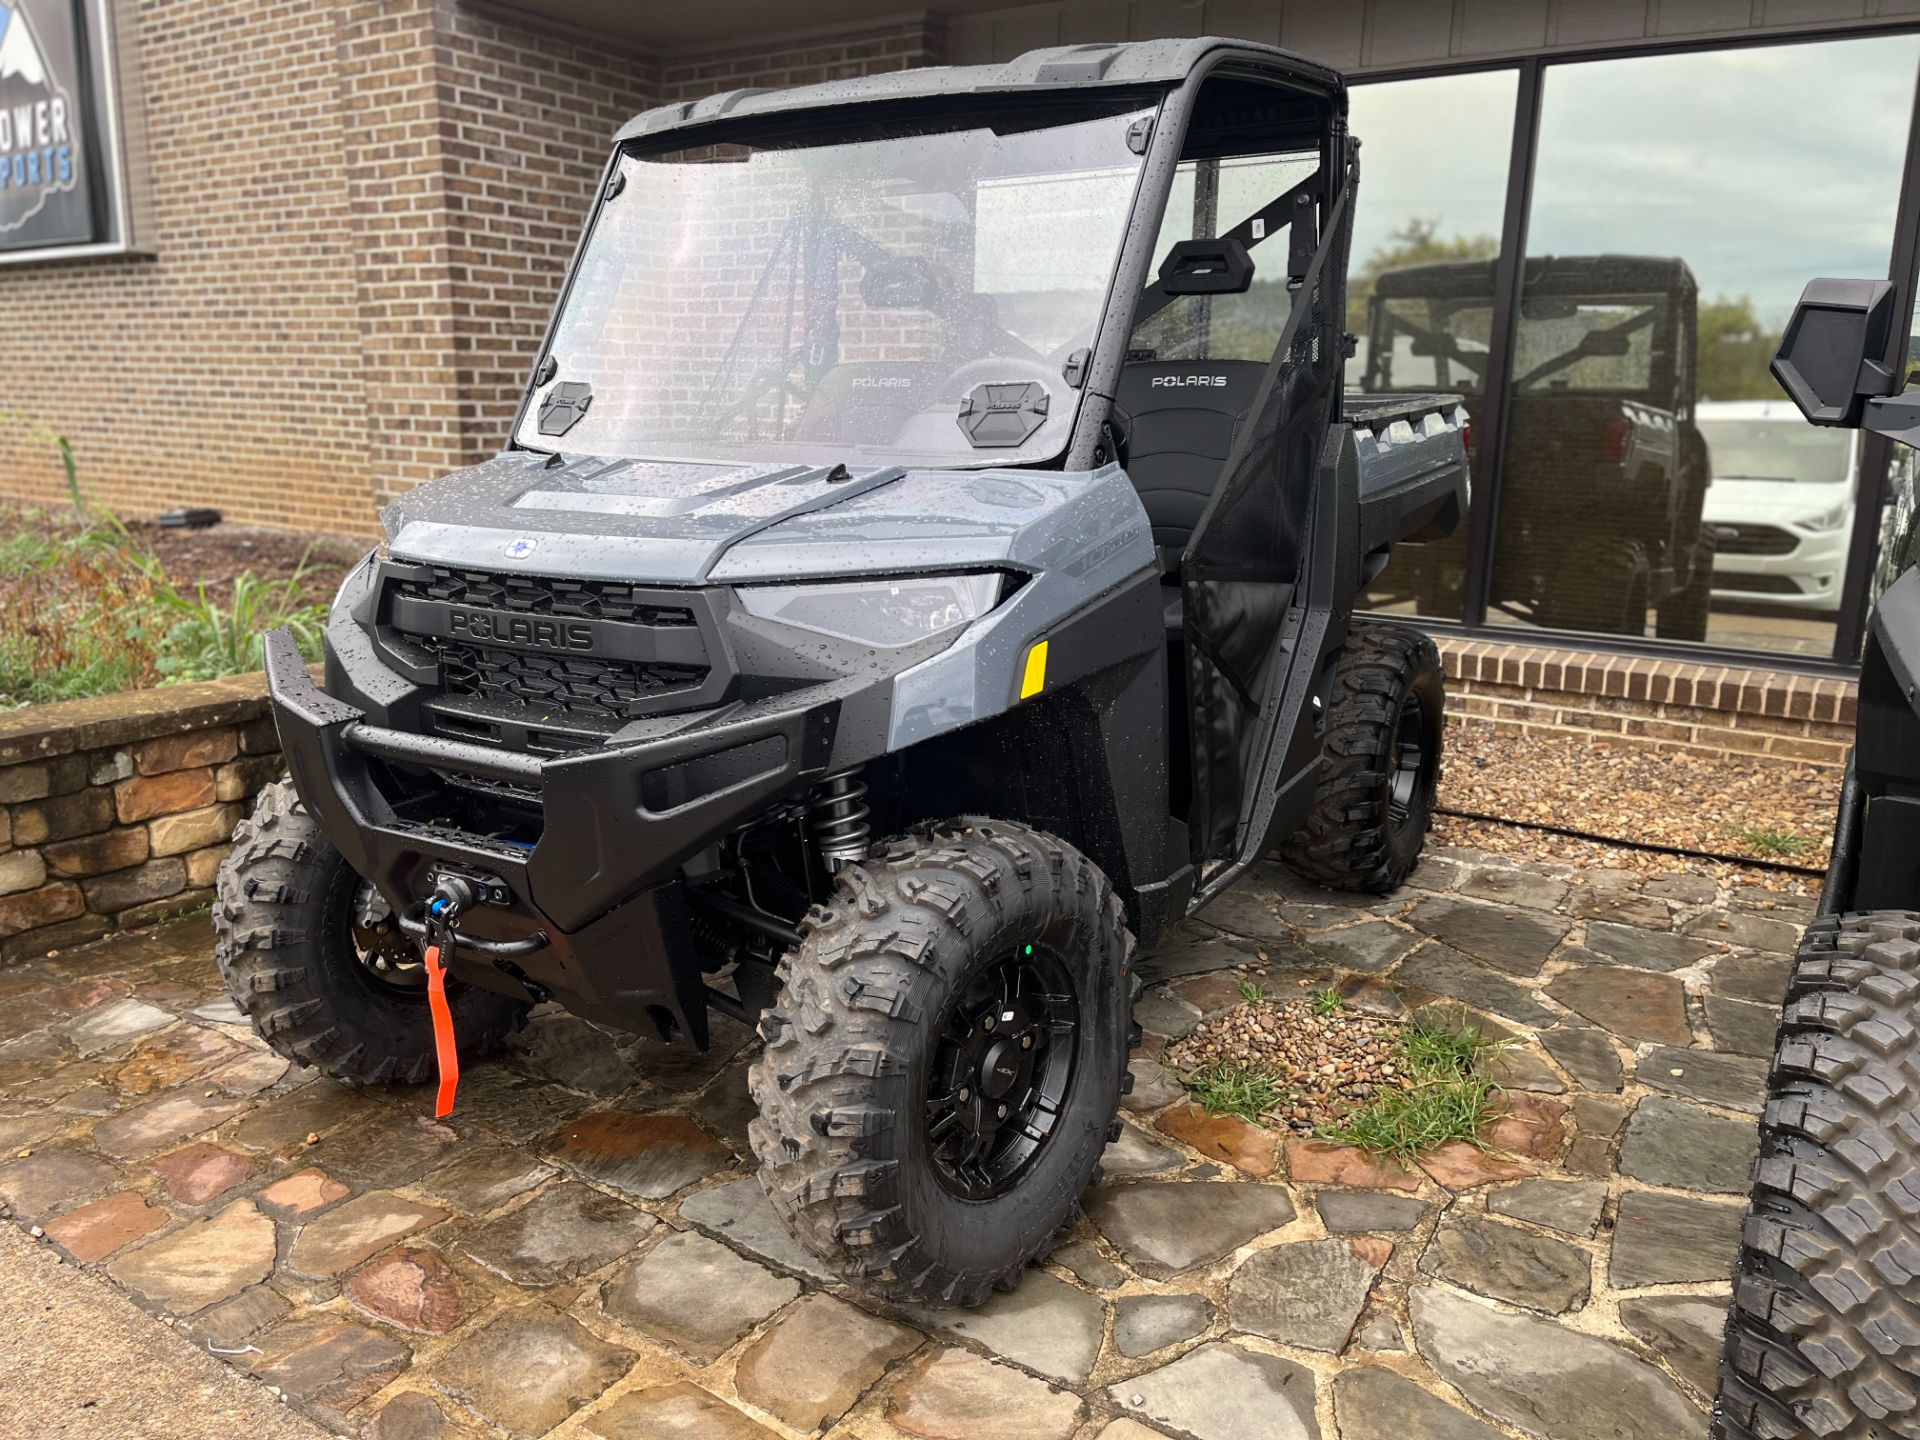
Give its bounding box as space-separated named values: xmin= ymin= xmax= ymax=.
xmin=0 ymin=0 xmax=133 ymax=258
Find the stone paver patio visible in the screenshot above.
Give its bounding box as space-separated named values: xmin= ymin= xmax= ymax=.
xmin=0 ymin=841 xmax=1794 ymax=1438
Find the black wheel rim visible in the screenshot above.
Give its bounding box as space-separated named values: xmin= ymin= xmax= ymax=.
xmin=345 ymin=879 xmax=425 ymax=996
xmin=1386 ymin=690 xmax=1433 ymax=836
xmin=923 ymin=944 xmax=1079 ymax=1201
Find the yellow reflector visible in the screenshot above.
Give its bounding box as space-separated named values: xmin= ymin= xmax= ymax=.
xmin=1020 ymin=640 xmax=1048 ymax=699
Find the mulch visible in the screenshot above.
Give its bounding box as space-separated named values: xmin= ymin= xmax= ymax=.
xmin=1164 ymin=998 xmax=1407 ymax=1135
xmin=1437 ymin=723 xmax=1839 ymax=872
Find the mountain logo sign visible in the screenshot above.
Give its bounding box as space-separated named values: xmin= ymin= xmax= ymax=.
xmin=0 ymin=0 xmax=80 ymax=238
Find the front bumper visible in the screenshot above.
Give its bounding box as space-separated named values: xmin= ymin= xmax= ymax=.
xmin=264 ymin=629 xmax=845 ymax=1045
xmin=1709 ymin=525 xmax=1848 ymax=610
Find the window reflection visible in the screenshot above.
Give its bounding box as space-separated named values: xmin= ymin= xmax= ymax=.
xmin=1489 ymin=35 xmax=1920 ymax=654
xmin=1493 ymin=257 xmax=1710 ymax=638
xmin=1349 ymin=69 xmax=1519 ymax=621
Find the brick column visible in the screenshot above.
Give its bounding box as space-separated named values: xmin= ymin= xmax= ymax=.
xmin=335 ymin=0 xmax=471 ymax=508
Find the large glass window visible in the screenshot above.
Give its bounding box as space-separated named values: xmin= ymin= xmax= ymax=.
xmin=1488 ymin=36 xmax=1920 ymax=654
xmin=1347 ymin=69 xmax=1519 ymax=620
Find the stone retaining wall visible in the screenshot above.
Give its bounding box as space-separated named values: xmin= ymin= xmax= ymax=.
xmin=0 ymin=677 xmax=283 ymax=964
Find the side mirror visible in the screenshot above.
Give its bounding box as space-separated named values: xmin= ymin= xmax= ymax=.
xmin=1772 ymin=278 xmax=1900 ymax=427
xmin=1158 ymin=238 xmax=1254 ymax=296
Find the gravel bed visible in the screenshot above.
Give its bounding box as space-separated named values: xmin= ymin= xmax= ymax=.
xmin=1439 ymin=724 xmax=1839 ymax=869
xmin=1163 ymin=998 xmax=1408 ymax=1135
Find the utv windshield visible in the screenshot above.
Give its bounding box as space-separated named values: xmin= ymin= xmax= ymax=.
xmin=516 ymin=99 xmax=1158 ymax=467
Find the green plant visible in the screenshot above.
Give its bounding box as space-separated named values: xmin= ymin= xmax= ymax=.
xmin=1315 ymin=1011 xmax=1502 ymax=1163
xmin=1732 ymin=826 xmax=1813 ymax=858
xmin=1182 ymin=1062 xmax=1288 ymax=1125
xmin=1238 ymin=979 xmax=1270 ymax=1004
xmin=147 ymin=567 xmax=328 ymax=683
xmin=1311 ymin=986 xmax=1344 ymax=1017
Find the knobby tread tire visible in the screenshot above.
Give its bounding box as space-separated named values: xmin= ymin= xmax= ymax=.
xmin=747 ymin=818 xmax=1131 ymax=1307
xmin=1713 ymin=911 xmax=1920 ymax=1440
xmin=212 ymin=780 xmax=528 ymax=1085
xmin=1279 ymin=618 xmax=1443 ymax=893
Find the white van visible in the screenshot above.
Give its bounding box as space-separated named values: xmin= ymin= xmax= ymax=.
xmin=1698 ymin=398 xmax=1859 ymax=612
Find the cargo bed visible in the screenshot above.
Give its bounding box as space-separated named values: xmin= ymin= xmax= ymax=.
xmin=1341 ymin=389 xmax=1471 ymax=552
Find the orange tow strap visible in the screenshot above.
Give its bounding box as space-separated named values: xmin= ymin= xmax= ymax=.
xmin=423 ymin=943 xmax=460 ymax=1118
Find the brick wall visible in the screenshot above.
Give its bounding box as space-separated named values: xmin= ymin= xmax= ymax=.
xmin=0 ymin=0 xmax=654 ymax=528
xmin=653 ymin=18 xmax=944 ymax=103
xmin=0 ymin=677 xmax=284 ymax=964
xmin=1438 ymin=636 xmax=1857 ymax=768
xmin=0 ymin=0 xmax=372 ymax=532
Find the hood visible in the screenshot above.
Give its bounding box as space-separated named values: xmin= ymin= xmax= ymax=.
xmin=382 ymin=449 xmax=1151 ymax=587
xmin=1703 ymin=477 xmax=1851 ymax=528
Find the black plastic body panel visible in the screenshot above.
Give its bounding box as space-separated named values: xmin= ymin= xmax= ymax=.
xmin=1825 ymin=568 xmax=1920 ymax=913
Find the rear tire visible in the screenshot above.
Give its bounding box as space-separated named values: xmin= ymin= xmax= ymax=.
xmin=1657 ymin=533 xmax=1716 ymax=642
xmin=1713 ymin=911 xmax=1920 ymax=1440
xmin=212 ymin=781 xmax=529 ymax=1085
xmin=1538 ymin=536 xmax=1650 ymax=636
xmin=747 ymin=819 xmax=1130 ymax=1307
xmin=1278 ymin=620 xmax=1443 ymax=893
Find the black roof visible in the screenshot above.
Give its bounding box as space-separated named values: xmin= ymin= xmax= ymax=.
xmin=1372 ymin=254 xmax=1700 ymax=302
xmin=616 ymin=37 xmax=1343 ymax=145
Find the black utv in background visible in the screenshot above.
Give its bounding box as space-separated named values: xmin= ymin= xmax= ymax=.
xmin=1360 ymin=254 xmax=1714 ymax=640
xmin=215 ymin=37 xmax=1467 ymax=1307
xmin=1712 ymin=278 xmax=1920 ymax=1440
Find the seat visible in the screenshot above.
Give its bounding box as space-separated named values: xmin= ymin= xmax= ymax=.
xmin=1112 ymin=360 xmax=1267 ymax=561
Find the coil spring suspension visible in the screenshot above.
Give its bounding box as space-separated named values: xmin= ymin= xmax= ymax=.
xmin=808 ymin=767 xmax=871 ymax=872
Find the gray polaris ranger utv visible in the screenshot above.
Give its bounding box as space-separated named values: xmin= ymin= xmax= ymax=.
xmin=215 ymin=37 xmax=1467 ymax=1305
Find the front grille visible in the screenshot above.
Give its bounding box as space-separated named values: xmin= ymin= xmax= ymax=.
xmin=1712 ymin=523 xmax=1797 ymax=557
xmin=385 ymin=566 xmax=715 ymax=731
xmin=435 ymin=642 xmax=705 ymax=720
xmin=393 ymin=566 xmax=700 ymax=627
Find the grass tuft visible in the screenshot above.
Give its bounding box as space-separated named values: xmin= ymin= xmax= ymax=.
xmin=1238 ymin=979 xmax=1270 ymax=1004
xmin=1311 ymin=986 xmax=1344 ymax=1017
xmin=1314 ymin=1011 xmax=1501 ymax=1163
xmin=1732 ymin=825 xmax=1813 ymax=858
xmin=1182 ymin=1062 xmax=1288 ymax=1125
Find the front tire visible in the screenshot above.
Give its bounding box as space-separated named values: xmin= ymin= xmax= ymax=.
xmin=747 ymin=819 xmax=1131 ymax=1307
xmin=1279 ymin=620 xmax=1443 ymax=893
xmin=213 ymin=781 xmax=529 ymax=1084
xmin=1713 ymin=912 xmax=1920 ymax=1439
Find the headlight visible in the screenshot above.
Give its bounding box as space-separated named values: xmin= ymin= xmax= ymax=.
xmin=1804 ymin=502 xmax=1850 ymax=532
xmin=737 ymin=573 xmax=1003 ymax=648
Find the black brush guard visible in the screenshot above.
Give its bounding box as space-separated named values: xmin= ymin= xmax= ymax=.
xmin=263 ymin=628 xmax=840 ymax=1045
